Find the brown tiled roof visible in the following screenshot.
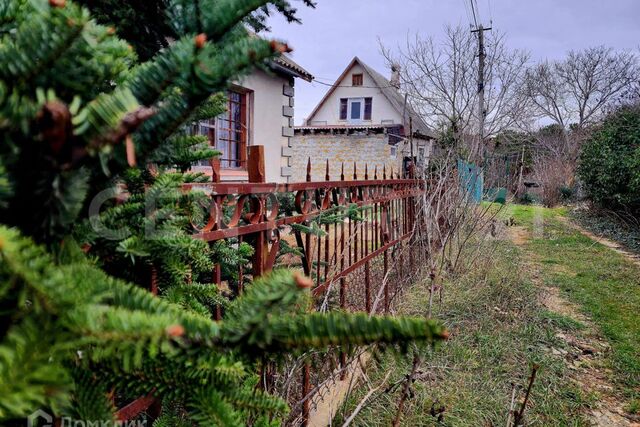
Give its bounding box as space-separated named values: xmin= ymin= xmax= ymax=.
xmin=295 ymin=124 xmax=397 ymax=130
xmin=271 ymin=54 xmax=314 ymax=82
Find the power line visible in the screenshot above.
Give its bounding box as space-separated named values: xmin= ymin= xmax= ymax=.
xmin=469 ymin=0 xmax=479 ymax=29
xmin=461 ymin=0 xmax=474 ymax=28
xmin=486 ymin=0 xmax=493 ymax=25
xmin=309 ymin=77 xmax=440 ymax=104
xmin=312 ymin=75 xmax=437 ymax=93
xmin=475 ymin=0 xmax=483 ymax=22
xmin=312 ymin=78 xmax=393 ymax=90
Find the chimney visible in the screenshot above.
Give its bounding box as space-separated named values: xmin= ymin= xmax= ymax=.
xmin=390 ymin=64 xmax=401 ymax=89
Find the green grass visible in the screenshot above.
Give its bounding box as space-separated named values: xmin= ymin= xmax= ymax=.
xmin=334 ymin=237 xmax=592 ymax=426
xmin=540 ymin=309 xmax=587 ymax=332
xmin=627 ymin=398 xmax=640 ymax=415
xmin=506 ymin=205 xmax=640 ymax=402
xmin=334 ymin=204 xmax=640 ymax=425
xmin=482 ymin=201 xmax=567 ymax=225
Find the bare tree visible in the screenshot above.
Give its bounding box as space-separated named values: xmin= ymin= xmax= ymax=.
xmin=482 ymin=33 xmax=534 ymax=137
xmin=522 ymin=47 xmax=638 ymax=205
xmin=382 ymin=26 xmax=476 ymax=138
xmin=526 ymin=46 xmax=638 ymax=129
xmin=381 ymin=25 xmax=532 ymax=158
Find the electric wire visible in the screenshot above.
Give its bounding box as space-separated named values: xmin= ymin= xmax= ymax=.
xmin=469 ymin=0 xmax=479 ymax=29
xmin=461 ymin=0 xmax=474 ymax=29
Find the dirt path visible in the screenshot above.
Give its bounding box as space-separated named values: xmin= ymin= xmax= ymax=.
xmin=507 ymin=225 xmax=639 ymax=427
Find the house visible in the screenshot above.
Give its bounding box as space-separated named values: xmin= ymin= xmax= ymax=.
xmin=190 ymin=54 xmax=313 ymax=182
xmin=291 ymin=56 xmax=435 ymax=181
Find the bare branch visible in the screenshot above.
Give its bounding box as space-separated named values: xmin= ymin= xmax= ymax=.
xmin=526 ymin=46 xmax=638 ymax=129
xmin=381 ymin=25 xmax=533 ymax=155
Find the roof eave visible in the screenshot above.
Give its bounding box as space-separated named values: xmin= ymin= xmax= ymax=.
xmin=269 ymin=61 xmax=314 ymax=82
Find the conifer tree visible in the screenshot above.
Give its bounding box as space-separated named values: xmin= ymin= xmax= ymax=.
xmin=0 ymin=0 xmax=447 ymax=424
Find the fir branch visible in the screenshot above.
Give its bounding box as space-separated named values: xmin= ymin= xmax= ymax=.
xmin=0 ymin=2 xmax=88 ymax=86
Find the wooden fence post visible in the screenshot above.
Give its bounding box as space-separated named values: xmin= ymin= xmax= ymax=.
xmin=209 ymin=157 xmax=221 ymax=183
xmin=247 ymin=146 xmax=268 ymax=277
xmin=247 ymin=145 xmax=278 ymax=401
xmin=301 ymin=157 xmax=313 ymax=426
xmin=248 ymin=145 xmax=266 ymax=184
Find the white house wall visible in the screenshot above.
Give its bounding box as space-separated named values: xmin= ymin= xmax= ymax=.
xmin=307 ymin=64 xmax=404 ymax=126
xmin=236 ymin=69 xmax=294 ymax=183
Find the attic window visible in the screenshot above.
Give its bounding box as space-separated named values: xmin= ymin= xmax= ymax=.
xmin=340 ymin=97 xmax=373 ymax=123
xmin=352 ymin=73 xmax=363 ymax=86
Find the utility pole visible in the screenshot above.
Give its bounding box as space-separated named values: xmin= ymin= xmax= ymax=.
xmin=471 ymin=24 xmax=491 ymax=163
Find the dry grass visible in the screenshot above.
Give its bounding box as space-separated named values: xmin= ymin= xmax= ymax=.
xmin=333 ymin=228 xmax=593 ymax=426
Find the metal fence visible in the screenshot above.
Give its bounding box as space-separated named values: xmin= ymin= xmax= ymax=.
xmin=116 ymin=149 xmax=428 ymax=425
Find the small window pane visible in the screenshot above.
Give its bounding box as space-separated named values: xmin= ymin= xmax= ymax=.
xmin=350 ymin=101 xmax=361 ymax=119
xmin=190 ymin=90 xmax=248 ymax=169
xmin=364 ymin=97 xmax=372 ymax=120
xmin=339 ymin=98 xmax=348 ymax=120
xmin=352 ymin=73 xmax=363 ymax=86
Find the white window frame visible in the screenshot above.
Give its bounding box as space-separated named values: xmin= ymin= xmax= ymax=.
xmin=347 ymin=97 xmax=365 ymax=123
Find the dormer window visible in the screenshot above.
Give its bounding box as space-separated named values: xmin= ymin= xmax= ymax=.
xmin=339 ymin=97 xmax=372 ymax=122
xmin=352 ymin=73 xmax=363 ymax=86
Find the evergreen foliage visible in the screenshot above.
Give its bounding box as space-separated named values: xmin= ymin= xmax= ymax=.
xmin=0 ymin=227 xmax=446 ymax=423
xmin=0 ymin=0 xmax=446 ymax=424
xmin=578 ymin=104 xmax=640 ymax=214
xmin=77 ymin=0 xmax=316 ymax=61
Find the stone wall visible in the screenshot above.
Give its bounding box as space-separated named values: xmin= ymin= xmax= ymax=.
xmin=290 ymin=133 xmax=400 ymax=182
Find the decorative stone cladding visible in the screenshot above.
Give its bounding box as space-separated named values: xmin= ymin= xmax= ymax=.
xmin=280 ymin=81 xmax=295 ymax=182
xmin=290 ymin=132 xmax=400 ymax=182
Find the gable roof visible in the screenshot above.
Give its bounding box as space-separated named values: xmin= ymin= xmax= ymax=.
xmin=306 ymin=56 xmax=435 ymax=138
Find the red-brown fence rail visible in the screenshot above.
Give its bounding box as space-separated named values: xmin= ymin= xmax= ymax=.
xmin=117 ymin=149 xmax=427 ymax=425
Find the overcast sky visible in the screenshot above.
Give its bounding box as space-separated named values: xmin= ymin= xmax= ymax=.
xmin=268 ymin=0 xmax=640 ymax=124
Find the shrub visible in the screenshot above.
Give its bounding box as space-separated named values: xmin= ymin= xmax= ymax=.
xmin=519 ymin=192 xmax=538 ymax=205
xmin=578 ymin=105 xmax=640 ymax=214
xmin=532 ymin=154 xmax=575 ymax=207
xmin=559 ymin=185 xmax=574 ymax=201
